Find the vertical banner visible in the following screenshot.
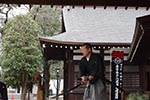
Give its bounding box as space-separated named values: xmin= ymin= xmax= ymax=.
xmin=111 ymin=51 xmax=124 ymax=100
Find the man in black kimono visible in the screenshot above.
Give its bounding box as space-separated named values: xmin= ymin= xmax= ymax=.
xmin=0 ymin=81 xmax=8 ymax=100
xmin=79 ymin=43 xmax=107 ymax=100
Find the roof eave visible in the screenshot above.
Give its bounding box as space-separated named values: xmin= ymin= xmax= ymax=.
xmin=128 ymin=15 xmax=150 ymax=64
xmin=39 ymin=37 xmax=131 ymax=47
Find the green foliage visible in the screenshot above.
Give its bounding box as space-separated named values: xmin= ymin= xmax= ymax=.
xmin=1 ymin=15 xmax=42 ymax=87
xmin=0 ymin=5 xmax=62 ymax=89
xmin=49 ymin=60 xmax=64 ymax=79
xmin=29 ymin=5 xmax=62 ymax=36
xmin=127 ymin=92 xmax=149 ymax=100
xmin=29 ymin=6 xmax=63 ymax=80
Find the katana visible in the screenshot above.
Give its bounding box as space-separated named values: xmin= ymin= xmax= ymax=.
xmin=51 ymin=78 xmax=125 ymax=99
xmin=51 ymin=83 xmax=82 ymax=99
xmin=103 ymin=78 xmax=125 ymax=92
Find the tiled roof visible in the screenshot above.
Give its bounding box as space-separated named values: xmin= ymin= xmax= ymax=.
xmin=42 ymin=7 xmax=149 ymax=43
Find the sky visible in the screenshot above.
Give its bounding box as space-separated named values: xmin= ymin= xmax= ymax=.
xmin=0 ymin=5 xmax=29 ymax=39
xmin=0 ymin=5 xmax=29 ymax=28
xmin=8 ymin=5 xmax=29 ymax=18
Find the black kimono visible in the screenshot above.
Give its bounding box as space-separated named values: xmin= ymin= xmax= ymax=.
xmin=0 ymin=81 xmax=8 ymax=100
xmin=79 ymin=53 xmax=105 ymax=83
xmin=79 ymin=53 xmax=107 ymax=100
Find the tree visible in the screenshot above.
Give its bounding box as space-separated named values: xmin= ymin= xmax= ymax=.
xmin=49 ymin=60 xmax=63 ymax=79
xmin=29 ymin=5 xmax=62 ymax=36
xmin=0 ymin=4 xmax=17 ymax=28
xmin=1 ymin=15 xmax=42 ymax=100
xmin=127 ymin=92 xmax=149 ymax=100
xmin=29 ymin=6 xmax=62 ymax=100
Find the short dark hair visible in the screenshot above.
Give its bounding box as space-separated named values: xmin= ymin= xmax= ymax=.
xmin=82 ymin=43 xmax=92 ymax=50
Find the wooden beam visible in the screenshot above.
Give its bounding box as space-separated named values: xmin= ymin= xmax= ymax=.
xmin=0 ymin=0 xmax=150 ymax=7
xmin=139 ymin=64 xmax=147 ymax=91
xmin=128 ymin=15 xmax=150 ymax=64
xmin=40 ymin=37 xmax=131 ymax=47
xmin=64 ymin=49 xmax=74 ymax=100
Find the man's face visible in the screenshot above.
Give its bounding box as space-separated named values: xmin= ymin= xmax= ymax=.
xmin=80 ymin=46 xmax=91 ymax=57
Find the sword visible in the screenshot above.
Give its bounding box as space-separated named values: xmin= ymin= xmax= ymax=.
xmin=78 ymin=77 xmax=125 ymax=92
xmin=51 ymin=83 xmax=82 ymax=99
xmin=51 ymin=77 xmax=125 ymax=99
xmin=103 ymin=78 xmax=125 ymax=92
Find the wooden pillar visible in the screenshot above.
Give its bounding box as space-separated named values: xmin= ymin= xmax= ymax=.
xmin=100 ymin=48 xmax=104 ymax=60
xmin=148 ymin=65 xmax=150 ymax=91
xmin=42 ymin=45 xmax=50 ymax=100
xmin=139 ymin=64 xmax=147 ymax=91
xmin=64 ymin=49 xmax=74 ymax=100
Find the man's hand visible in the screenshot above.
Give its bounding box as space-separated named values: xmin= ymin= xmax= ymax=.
xmin=89 ymin=75 xmax=94 ymax=81
xmin=81 ymin=76 xmax=88 ymax=84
